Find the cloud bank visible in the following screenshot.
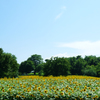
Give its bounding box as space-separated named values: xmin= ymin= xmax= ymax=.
xmin=56 ymin=41 xmax=100 ymax=58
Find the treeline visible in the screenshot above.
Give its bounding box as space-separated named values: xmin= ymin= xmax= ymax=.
xmin=0 ymin=48 xmax=100 ymax=78
xmin=44 ymin=56 xmax=100 ymax=77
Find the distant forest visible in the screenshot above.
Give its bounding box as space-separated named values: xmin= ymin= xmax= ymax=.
xmin=0 ymin=48 xmax=100 ymax=78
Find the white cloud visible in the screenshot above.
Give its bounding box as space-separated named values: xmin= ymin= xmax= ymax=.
xmin=53 ymin=52 xmax=70 ymax=58
xmin=44 ymin=52 xmax=69 ymax=61
xmin=58 ymin=41 xmax=92 ymax=49
xmin=61 ymin=6 xmax=66 ymax=10
xmin=55 ymin=12 xmax=63 ymax=20
xmin=57 ymin=41 xmax=100 ymax=57
xmin=55 ymin=6 xmax=66 ymax=20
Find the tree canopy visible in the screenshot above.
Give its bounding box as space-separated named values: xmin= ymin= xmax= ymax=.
xmin=43 ymin=57 xmax=71 ymax=76
xmin=27 ymin=54 xmax=43 ymax=75
xmin=19 ymin=54 xmax=43 ymax=75
xmin=0 ymin=48 xmax=19 ymax=78
xmin=19 ymin=60 xmax=35 ymax=75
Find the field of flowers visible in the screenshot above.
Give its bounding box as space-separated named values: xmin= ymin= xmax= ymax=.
xmin=0 ymin=75 xmax=100 ymax=100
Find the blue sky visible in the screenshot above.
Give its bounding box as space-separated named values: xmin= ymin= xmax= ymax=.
xmin=0 ymin=0 xmax=100 ymax=63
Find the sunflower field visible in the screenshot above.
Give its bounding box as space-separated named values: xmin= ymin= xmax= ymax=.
xmin=0 ymin=75 xmax=100 ymax=100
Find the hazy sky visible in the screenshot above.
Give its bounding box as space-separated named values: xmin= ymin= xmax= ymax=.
xmin=0 ymin=0 xmax=100 ymax=63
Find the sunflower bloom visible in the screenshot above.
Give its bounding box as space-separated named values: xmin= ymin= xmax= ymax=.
xmin=44 ymin=90 xmax=48 ymax=93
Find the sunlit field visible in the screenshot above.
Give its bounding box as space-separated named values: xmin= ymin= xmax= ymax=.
xmin=0 ymin=75 xmax=100 ymax=100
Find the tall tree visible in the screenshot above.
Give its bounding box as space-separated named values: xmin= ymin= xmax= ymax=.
xmin=68 ymin=57 xmax=76 ymax=75
xmin=71 ymin=57 xmax=86 ymax=75
xmin=43 ymin=57 xmax=71 ymax=76
xmin=3 ymin=53 xmax=19 ymax=77
xmin=0 ymin=48 xmax=19 ymax=78
xmin=27 ymin=54 xmax=43 ymax=75
xmin=19 ymin=60 xmax=35 ymax=75
xmin=84 ymin=55 xmax=98 ymax=66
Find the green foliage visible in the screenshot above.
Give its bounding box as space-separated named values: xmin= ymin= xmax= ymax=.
xmin=19 ymin=54 xmax=43 ymax=75
xmin=36 ymin=63 xmax=44 ymax=75
xmin=0 ymin=48 xmax=6 ymax=77
xmin=19 ymin=60 xmax=35 ymax=74
xmin=27 ymin=73 xmax=34 ymax=75
xmin=82 ymin=65 xmax=97 ymax=76
xmin=95 ymin=62 xmax=100 ymax=77
xmin=84 ymin=55 xmax=98 ymax=66
xmin=4 ymin=53 xmax=19 ymax=78
xmin=43 ymin=57 xmax=71 ymax=76
xmin=69 ymin=56 xmax=87 ymax=75
xmin=27 ymin=54 xmax=43 ymax=75
xmin=0 ymin=48 xmax=19 ymax=78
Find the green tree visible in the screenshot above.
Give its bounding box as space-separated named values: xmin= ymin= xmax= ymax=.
xmin=95 ymin=62 xmax=100 ymax=77
xmin=84 ymin=55 xmax=98 ymax=66
xmin=68 ymin=57 xmax=76 ymax=75
xmin=19 ymin=60 xmax=35 ymax=75
xmin=0 ymin=48 xmax=19 ymax=78
xmin=69 ymin=56 xmax=86 ymax=75
xmin=4 ymin=53 xmax=19 ymax=77
xmin=43 ymin=57 xmax=71 ymax=76
xmin=37 ymin=63 xmax=44 ymax=75
xmin=82 ymin=65 xmax=97 ymax=76
xmin=0 ymin=48 xmax=6 ymax=77
xmin=27 ymin=54 xmax=43 ymax=75
xmin=74 ymin=58 xmax=86 ymax=75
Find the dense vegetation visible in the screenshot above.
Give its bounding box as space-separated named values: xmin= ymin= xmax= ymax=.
xmin=43 ymin=55 xmax=100 ymax=77
xmin=0 ymin=48 xmax=19 ymax=78
xmin=19 ymin=54 xmax=44 ymax=76
xmin=1 ymin=47 xmax=100 ymax=78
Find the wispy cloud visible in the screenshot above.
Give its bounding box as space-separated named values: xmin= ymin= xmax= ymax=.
xmin=55 ymin=6 xmax=66 ymax=20
xmin=61 ymin=6 xmax=66 ymax=10
xmin=55 ymin=12 xmax=63 ymax=20
xmin=57 ymin=41 xmax=100 ymax=57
